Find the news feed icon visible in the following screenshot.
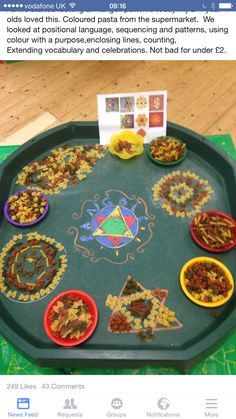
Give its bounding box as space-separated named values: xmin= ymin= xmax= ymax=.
xmin=17 ymin=398 xmax=30 ymax=410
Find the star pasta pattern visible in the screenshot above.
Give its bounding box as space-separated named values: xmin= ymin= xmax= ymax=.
xmin=106 ymin=275 xmax=182 ymax=341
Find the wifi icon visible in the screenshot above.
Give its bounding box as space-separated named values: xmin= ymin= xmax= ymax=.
xmin=69 ymin=2 xmax=76 ymax=7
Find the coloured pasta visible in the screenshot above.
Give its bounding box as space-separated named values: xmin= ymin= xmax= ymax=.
xmin=16 ymin=144 xmax=106 ymax=195
xmin=0 ymin=233 xmax=67 ymax=302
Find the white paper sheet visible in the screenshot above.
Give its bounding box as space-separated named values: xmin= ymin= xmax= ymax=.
xmin=97 ymin=90 xmax=167 ymax=145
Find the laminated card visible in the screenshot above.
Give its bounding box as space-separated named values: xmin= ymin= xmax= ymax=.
xmin=97 ymin=90 xmax=167 ymax=144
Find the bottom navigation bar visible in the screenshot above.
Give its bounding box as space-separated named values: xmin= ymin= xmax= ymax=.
xmin=0 ymin=375 xmax=234 ymax=419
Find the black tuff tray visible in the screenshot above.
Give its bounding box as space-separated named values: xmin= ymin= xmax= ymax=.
xmin=0 ymin=121 xmax=235 ymax=369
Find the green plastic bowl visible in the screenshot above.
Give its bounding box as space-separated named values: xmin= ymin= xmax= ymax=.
xmin=147 ymin=136 xmax=187 ymax=166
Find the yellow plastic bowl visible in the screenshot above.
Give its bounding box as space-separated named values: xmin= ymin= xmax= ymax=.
xmin=180 ymin=256 xmax=234 ymax=308
xmin=108 ymin=131 xmax=144 ymax=160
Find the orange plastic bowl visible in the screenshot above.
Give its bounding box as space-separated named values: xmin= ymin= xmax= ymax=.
xmin=44 ymin=290 xmax=98 ymax=346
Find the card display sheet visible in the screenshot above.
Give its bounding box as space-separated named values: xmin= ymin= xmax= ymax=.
xmin=97 ymin=91 xmax=167 ymax=144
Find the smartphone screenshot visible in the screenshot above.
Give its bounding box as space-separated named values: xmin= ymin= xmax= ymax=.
xmin=0 ymin=0 xmax=235 ymax=417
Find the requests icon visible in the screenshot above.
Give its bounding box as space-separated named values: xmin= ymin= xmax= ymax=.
xmin=17 ymin=398 xmax=30 ymax=410
xmin=63 ymin=399 xmax=77 ymax=409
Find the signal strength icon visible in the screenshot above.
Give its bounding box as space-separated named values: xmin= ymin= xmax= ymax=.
xmin=69 ymin=2 xmax=76 ymax=8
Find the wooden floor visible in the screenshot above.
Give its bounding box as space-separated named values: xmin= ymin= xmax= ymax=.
xmin=0 ymin=60 xmax=236 ymax=146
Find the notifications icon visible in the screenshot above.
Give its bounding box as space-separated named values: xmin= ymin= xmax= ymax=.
xmin=157 ymin=398 xmax=170 ymax=410
xmin=17 ymin=398 xmax=30 ymax=410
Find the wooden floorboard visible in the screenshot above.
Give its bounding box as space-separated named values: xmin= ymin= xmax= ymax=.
xmin=0 ymin=61 xmax=235 ymax=146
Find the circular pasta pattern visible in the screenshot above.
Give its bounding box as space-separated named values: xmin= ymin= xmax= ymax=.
xmin=152 ymin=170 xmax=214 ymax=218
xmin=0 ymin=233 xmax=67 ymax=302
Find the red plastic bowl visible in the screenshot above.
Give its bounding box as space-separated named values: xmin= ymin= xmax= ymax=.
xmin=190 ymin=210 xmax=236 ymax=253
xmin=44 ymin=290 xmax=98 ymax=347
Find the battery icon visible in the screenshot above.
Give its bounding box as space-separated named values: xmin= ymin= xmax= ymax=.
xmin=218 ymin=2 xmax=234 ymax=8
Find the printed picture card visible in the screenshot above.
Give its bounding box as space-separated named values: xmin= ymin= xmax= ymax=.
xmin=97 ymin=90 xmax=167 ymax=145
